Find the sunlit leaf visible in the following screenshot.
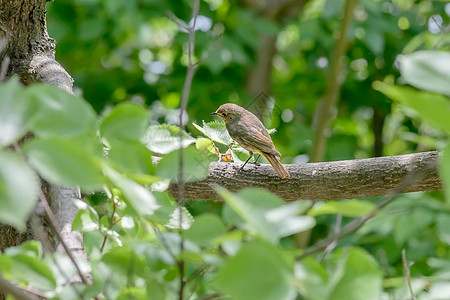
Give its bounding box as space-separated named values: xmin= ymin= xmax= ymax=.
xmin=103 ymin=165 xmax=159 ymax=215
xmin=0 ymin=151 xmax=40 ymax=230
xmin=195 ymin=137 xmax=218 ymax=156
xmin=165 ymin=206 xmax=194 ymax=230
xmin=373 ymin=81 xmax=450 ymax=132
xmin=100 ymin=102 xmax=149 ymax=144
xmin=117 ymin=288 xmax=147 ymax=300
xmin=72 ymin=199 xmax=100 ymax=232
xmin=27 ymin=84 xmax=98 ymax=138
xmin=217 ymin=188 xmax=315 ymax=243
xmin=185 ymin=214 xmax=227 ymax=246
xmin=23 ymin=137 xmax=104 ymax=191
xmin=397 ymin=51 xmax=450 ymax=96
xmin=142 ymin=124 xmax=196 ymax=154
xmin=193 ymin=121 xmax=233 ymax=145
xmin=308 ymin=199 xmax=375 ymax=217
xmin=155 ymin=146 xmax=211 ymax=183
xmin=108 ymin=141 xmax=154 ymax=175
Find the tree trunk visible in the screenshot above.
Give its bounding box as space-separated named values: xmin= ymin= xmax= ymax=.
xmin=0 ymin=0 xmax=86 ymax=287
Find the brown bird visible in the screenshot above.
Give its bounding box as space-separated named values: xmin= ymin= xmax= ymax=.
xmin=211 ymin=103 xmax=290 ymax=178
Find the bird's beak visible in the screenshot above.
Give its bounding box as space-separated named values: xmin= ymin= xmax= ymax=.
xmin=210 ymin=112 xmax=218 ymax=116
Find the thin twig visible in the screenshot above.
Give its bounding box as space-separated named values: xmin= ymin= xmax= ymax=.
xmin=100 ymin=198 xmax=117 ymax=253
xmin=38 ymin=190 xmax=89 ymax=284
xmin=317 ymin=214 xmax=342 ymax=262
xmin=0 ymin=273 xmax=39 ymax=300
xmin=402 ymin=249 xmax=416 ymax=300
xmin=176 ymin=1 xmax=200 ymax=300
xmin=187 ymin=264 xmax=211 ymax=299
xmin=379 ymin=249 xmax=395 ymax=300
xmin=31 ymin=214 xmax=86 ymax=299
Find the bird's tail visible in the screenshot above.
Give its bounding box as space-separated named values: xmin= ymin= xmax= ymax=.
xmin=261 ymin=152 xmax=290 ymax=178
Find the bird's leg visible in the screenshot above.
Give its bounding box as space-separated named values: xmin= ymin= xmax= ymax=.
xmin=238 ymin=151 xmax=253 ymax=172
xmin=250 ymin=154 xmax=261 ymax=166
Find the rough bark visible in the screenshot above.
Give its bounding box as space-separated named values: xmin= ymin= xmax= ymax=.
xmin=166 ymin=151 xmax=441 ymax=201
xmin=0 ymin=0 xmax=85 ymax=263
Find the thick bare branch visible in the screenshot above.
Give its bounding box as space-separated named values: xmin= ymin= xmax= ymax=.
xmin=165 ymin=151 xmax=441 ymax=201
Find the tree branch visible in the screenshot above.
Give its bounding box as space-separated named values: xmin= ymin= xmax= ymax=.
xmin=1 ymin=0 xmax=88 ymax=283
xmin=0 ymin=274 xmax=38 ymax=300
xmin=165 ymin=151 xmax=441 ymax=201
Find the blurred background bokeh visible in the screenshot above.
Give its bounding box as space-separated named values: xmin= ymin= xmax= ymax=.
xmin=47 ymin=0 xmax=448 ymax=163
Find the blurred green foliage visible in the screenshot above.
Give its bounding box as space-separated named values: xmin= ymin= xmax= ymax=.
xmin=47 ymin=0 xmax=449 ymax=162
xmin=0 ymin=0 xmax=449 ymax=299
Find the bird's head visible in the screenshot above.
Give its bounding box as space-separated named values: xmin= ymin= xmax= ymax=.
xmin=210 ymin=103 xmax=243 ymax=124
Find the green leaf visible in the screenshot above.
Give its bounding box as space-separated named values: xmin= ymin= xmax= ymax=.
xmin=23 ymin=137 xmax=104 ymax=191
xmin=72 ymin=199 xmax=100 ymax=232
xmin=265 ymin=202 xmax=316 ymax=238
xmin=295 ymin=259 xmax=329 ymax=300
xmin=193 ymin=121 xmax=233 ymax=145
xmin=4 ymin=241 xmax=42 ymax=258
xmin=0 ymin=151 xmax=40 ymax=230
xmin=108 ymin=141 xmax=154 ymax=175
xmin=103 ymin=165 xmax=159 ymax=215
xmin=440 ymin=143 xmax=450 ymax=203
xmin=0 ymin=78 xmax=38 ymax=147
xmin=0 ymin=254 xmax=56 ymax=291
xmin=151 ymin=192 xmax=177 ymax=225
xmin=373 ymin=81 xmax=450 ymax=132
xmin=185 ymin=213 xmax=227 ymax=246
xmin=217 ymin=188 xmax=315 ymax=243
xmin=100 ymin=102 xmax=149 ymax=144
xmin=397 ymin=51 xmax=450 ymax=96
xmin=308 ymin=199 xmax=375 ymax=217
xmin=26 ymin=84 xmax=98 ymax=138
xmin=437 ymin=213 xmax=450 ymax=245
xmin=393 ymin=207 xmax=434 ymax=244
xmin=146 ymin=279 xmax=166 ymax=300
xmin=215 ymin=240 xmax=295 ymax=300
xmin=142 ymin=124 xmax=196 ymax=154
xmin=195 ymin=137 xmax=218 ymax=156
xmin=165 ymin=206 xmax=194 ymax=230
xmin=155 ymin=146 xmax=211 ymax=183
xmin=328 ymin=248 xmax=382 ymax=300
xmin=217 ymin=188 xmax=279 ymax=243
xmin=101 ymin=247 xmax=135 ymax=274
xmin=117 ymin=288 xmax=147 ymax=300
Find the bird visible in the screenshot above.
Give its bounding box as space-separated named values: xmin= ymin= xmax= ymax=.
xmin=210 ymin=103 xmax=290 ymax=178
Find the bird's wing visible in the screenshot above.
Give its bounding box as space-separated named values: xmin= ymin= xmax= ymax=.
xmin=243 ymin=126 xmax=281 ymax=157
